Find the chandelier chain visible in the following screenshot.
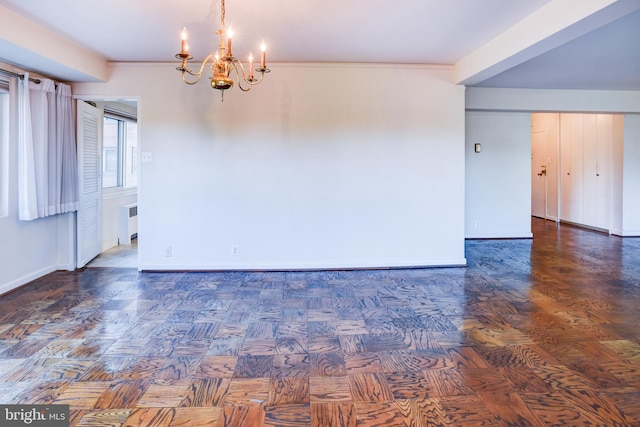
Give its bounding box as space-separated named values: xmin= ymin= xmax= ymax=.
xmin=220 ymin=0 xmax=226 ymax=27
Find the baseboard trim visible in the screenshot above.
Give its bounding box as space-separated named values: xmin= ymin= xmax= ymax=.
xmin=0 ymin=265 xmax=58 ymax=297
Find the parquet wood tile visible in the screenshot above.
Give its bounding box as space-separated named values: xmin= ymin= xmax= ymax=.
xmin=437 ymin=395 xmax=497 ymax=426
xmin=123 ymin=407 xmax=174 ymax=427
xmin=347 ymin=373 xmax=394 ymax=403
xmin=353 ymin=401 xmax=417 ymax=426
xmin=423 ymin=369 xmax=475 ymax=397
xmin=2 ymin=218 xmax=640 ymax=426
xmin=11 ymin=380 xmax=68 ymax=405
xmin=384 ymin=372 xmax=433 ymax=400
xmin=217 ymin=404 xmax=264 ymax=427
xmin=135 ymin=380 xmax=191 ymax=408
xmin=263 ymin=403 xmax=311 ymax=427
xmin=74 ymin=409 xmax=133 ymax=427
xmin=94 ymin=380 xmax=150 ymax=409
xmin=179 ymin=378 xmax=230 ymax=407
xmin=170 ymin=407 xmax=220 ymax=427
xmin=600 ymin=389 xmax=640 ymax=420
xmin=268 ymin=377 xmax=309 ymax=405
xmin=557 ymin=388 xmax=632 ymax=425
xmin=477 ymin=391 xmax=543 ymax=426
xmin=310 ymin=402 xmax=355 ymax=427
xmin=309 ymin=376 xmax=352 ymax=402
xmin=519 ymin=392 xmax=598 ymax=426
xmin=194 ymin=356 xmax=238 ymax=378
xmin=223 ymin=378 xmax=270 ymax=404
xmin=238 ymin=338 xmax=277 ymax=356
xmin=343 ymin=352 xmax=384 ymax=374
xmin=309 ymin=352 xmax=346 ymax=376
xmin=270 ymin=354 xmax=310 ymax=379
xmin=233 ymin=355 xmax=274 ymax=378
xmin=307 ymin=336 xmax=341 ymax=353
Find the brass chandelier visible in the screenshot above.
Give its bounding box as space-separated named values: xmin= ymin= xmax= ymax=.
xmin=175 ymin=0 xmax=270 ymax=101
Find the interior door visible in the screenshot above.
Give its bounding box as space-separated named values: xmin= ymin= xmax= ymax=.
xmin=531 ymin=130 xmax=547 ymax=218
xmin=76 ymin=100 xmax=103 ymax=268
xmin=595 ymin=114 xmax=612 ymax=230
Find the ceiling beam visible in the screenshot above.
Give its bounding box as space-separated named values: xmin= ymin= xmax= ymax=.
xmin=0 ymin=4 xmax=107 ymax=82
xmin=455 ymin=0 xmax=640 ymax=86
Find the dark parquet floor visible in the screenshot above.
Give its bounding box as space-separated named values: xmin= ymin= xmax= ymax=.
xmin=1 ymin=218 xmax=640 ymax=426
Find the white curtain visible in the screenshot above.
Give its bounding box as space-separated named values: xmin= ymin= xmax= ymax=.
xmin=18 ymin=73 xmax=78 ymax=220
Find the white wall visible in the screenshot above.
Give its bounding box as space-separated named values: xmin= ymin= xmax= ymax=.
xmin=467 ymin=87 xmax=640 ymax=113
xmin=73 ymin=63 xmax=467 ymax=270
xmin=102 ymin=192 xmax=137 ymax=250
xmin=465 ymin=112 xmax=532 ymax=238
xmin=622 ymin=114 xmax=640 ymax=235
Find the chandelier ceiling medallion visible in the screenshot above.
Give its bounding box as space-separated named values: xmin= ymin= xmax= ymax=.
xmin=175 ymin=0 xmax=270 ymax=101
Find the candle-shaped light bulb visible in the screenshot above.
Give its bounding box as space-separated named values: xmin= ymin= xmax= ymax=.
xmin=260 ymin=41 xmax=266 ymax=68
xmin=215 ymin=51 xmax=220 ymax=62
xmin=227 ymin=27 xmax=233 ymax=57
xmin=249 ymin=52 xmax=254 ymax=79
xmin=181 ymin=27 xmax=188 ymax=53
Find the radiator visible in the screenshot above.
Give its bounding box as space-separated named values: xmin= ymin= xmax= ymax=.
xmin=118 ymin=203 xmax=138 ymax=245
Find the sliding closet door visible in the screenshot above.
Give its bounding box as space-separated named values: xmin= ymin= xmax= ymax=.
xmin=561 ymin=114 xmax=585 ymax=224
xmin=76 ymin=101 xmax=103 ymax=268
xmin=559 ymin=113 xmax=614 ymax=231
xmin=595 ymin=114 xmax=613 ymax=230
xmin=582 ymin=114 xmax=598 ymax=227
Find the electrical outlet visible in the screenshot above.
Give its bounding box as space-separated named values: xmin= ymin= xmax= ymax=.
xmin=232 ymin=245 xmax=239 ymax=256
xmin=164 ymin=246 xmax=172 ymax=257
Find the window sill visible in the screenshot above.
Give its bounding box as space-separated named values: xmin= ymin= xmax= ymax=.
xmin=103 ymin=186 xmax=137 ymax=199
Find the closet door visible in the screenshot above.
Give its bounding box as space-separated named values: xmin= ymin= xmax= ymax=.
xmin=582 ymin=114 xmax=598 ymax=227
xmin=559 ymin=114 xmax=573 ymax=222
xmin=76 ymin=101 xmax=103 ymax=268
xmin=564 ymin=114 xmax=585 ymax=224
xmin=595 ymin=114 xmax=612 ymax=230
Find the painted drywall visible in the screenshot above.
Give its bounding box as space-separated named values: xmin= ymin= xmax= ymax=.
xmin=622 ymin=114 xmax=640 ymax=235
xmin=465 ymin=112 xmax=532 ymax=238
xmin=73 ymin=63 xmax=466 ymax=270
xmin=101 ymin=192 xmax=137 ymax=250
xmin=0 ymin=4 xmax=107 ymax=82
xmin=466 ymin=87 xmax=640 ymax=113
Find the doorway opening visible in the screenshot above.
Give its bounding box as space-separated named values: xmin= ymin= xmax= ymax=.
xmin=531 ymin=112 xmax=623 ymax=233
xmin=77 ymin=98 xmax=139 ymax=269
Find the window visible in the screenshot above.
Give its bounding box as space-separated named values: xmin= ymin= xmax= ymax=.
xmin=102 ymin=110 xmax=137 ymax=189
xmin=0 ymin=79 xmax=9 ymax=217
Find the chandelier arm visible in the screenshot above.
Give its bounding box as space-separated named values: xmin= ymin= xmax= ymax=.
xmin=227 ymin=63 xmax=251 ymax=91
xmin=181 ymin=73 xmax=201 ymax=85
xmin=179 ymin=55 xmax=219 ymax=85
xmin=231 ymin=60 xmax=251 ymax=87
xmin=228 ymin=59 xmax=268 ymax=91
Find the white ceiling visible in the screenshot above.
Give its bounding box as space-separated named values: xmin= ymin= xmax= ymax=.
xmin=1 ymin=0 xmax=639 ymax=90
